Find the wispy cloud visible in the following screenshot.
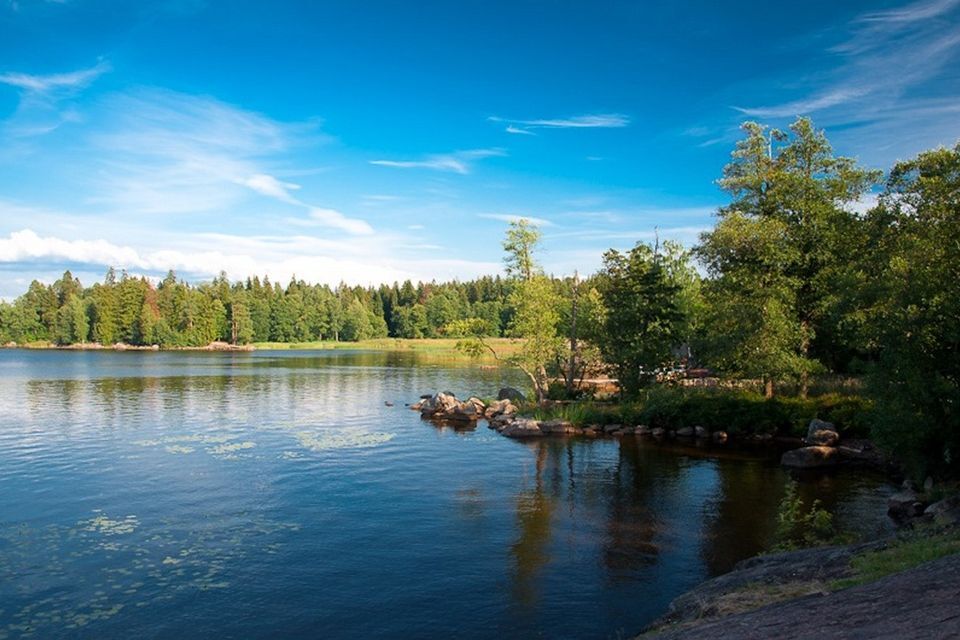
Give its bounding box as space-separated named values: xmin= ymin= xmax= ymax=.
xmin=239 ymin=173 xmax=301 ymax=204
xmin=505 ymin=125 xmax=536 ymax=135
xmin=302 ymin=207 xmax=374 ymax=235
xmin=478 ymin=213 xmax=554 ymax=227
xmin=0 ymin=60 xmax=111 ymax=94
xmin=734 ymin=0 xmax=960 ymax=124
xmin=490 ymin=113 xmax=629 ymax=130
xmin=491 ymin=113 xmax=629 ymax=136
xmin=0 ymin=60 xmax=110 ymax=138
xmin=370 ymin=148 xmax=505 ymax=174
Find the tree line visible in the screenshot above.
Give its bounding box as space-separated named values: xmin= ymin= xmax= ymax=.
xmin=2 ymin=117 xmax=957 ymax=476
xmin=0 ymin=269 xmax=514 ymax=347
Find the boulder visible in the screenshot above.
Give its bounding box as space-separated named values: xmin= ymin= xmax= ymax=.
xmin=635 ymin=425 xmax=651 ymax=436
xmin=712 ymin=430 xmax=729 ymax=444
xmin=539 ymin=419 xmax=579 ymax=435
xmin=602 ymin=423 xmax=622 ymax=434
xmin=501 ymin=418 xmax=544 ymax=438
xmin=780 ymin=446 xmax=839 ymax=469
xmin=924 ymin=495 xmax=960 ymax=518
xmin=676 ymin=426 xmax=695 ymax=438
xmin=888 ymin=489 xmax=925 ymax=520
xmin=805 ymin=419 xmax=837 ymax=443
xmin=694 ymin=425 xmax=709 ymax=439
xmin=651 ymin=427 xmax=666 ymax=438
xmin=806 ymin=429 xmax=839 ymax=447
xmin=497 ymin=387 xmax=526 ymax=403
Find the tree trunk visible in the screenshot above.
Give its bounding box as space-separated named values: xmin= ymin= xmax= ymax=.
xmin=765 ymin=377 xmax=774 ymax=399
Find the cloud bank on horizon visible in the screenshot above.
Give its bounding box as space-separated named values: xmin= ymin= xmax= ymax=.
xmin=0 ymin=0 xmax=957 ymax=298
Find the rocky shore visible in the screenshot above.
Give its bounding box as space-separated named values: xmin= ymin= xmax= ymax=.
xmin=410 ymin=390 xmax=892 ymax=473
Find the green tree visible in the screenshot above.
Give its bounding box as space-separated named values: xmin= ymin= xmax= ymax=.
xmin=502 ymin=219 xmax=542 ymax=281
xmin=595 ymin=243 xmax=683 ymax=396
xmin=863 ymin=144 xmax=960 ymax=479
xmin=697 ymin=118 xmax=880 ymax=395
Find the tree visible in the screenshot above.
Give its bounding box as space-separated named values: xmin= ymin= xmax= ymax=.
xmin=595 ymin=243 xmax=683 ymax=396
xmin=506 ymin=277 xmax=563 ymax=403
xmin=502 ymin=219 xmax=542 ymax=281
xmin=697 ymin=118 xmax=880 ymax=396
xmin=862 ymin=144 xmax=960 ymax=479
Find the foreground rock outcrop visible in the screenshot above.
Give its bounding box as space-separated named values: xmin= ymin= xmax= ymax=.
xmin=641 ymin=552 xmax=960 ymax=639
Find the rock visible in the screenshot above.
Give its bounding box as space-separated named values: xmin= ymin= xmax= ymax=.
xmin=539 ymin=419 xmax=579 ymax=435
xmin=619 ymin=425 xmax=635 ymax=435
xmin=712 ymin=430 xmax=728 ymax=444
xmin=780 ymin=446 xmax=839 ymax=469
xmin=501 ymin=418 xmax=544 ymax=438
xmin=602 ymin=423 xmax=622 ymax=434
xmin=806 ymin=418 xmax=837 ymax=441
xmin=806 ymin=428 xmax=839 ymax=447
xmin=934 ymin=507 xmax=960 ymax=527
xmin=694 ymin=425 xmax=709 ymax=439
xmin=497 ymin=387 xmax=526 ymax=403
xmin=924 ymin=476 xmax=935 ymax=492
xmin=836 ymin=439 xmax=890 ymax=469
xmin=410 ymin=401 xmax=423 ymax=411
xmin=385 ymin=401 xmax=394 ymax=407
xmin=676 ymin=426 xmax=695 ymax=438
xmin=924 ymin=495 xmax=960 ymax=518
xmin=887 ymin=489 xmax=925 ymax=519
xmin=484 ymin=399 xmax=517 ymax=421
xmin=651 ymin=427 xmax=666 ymax=438
xmin=635 ymin=425 xmax=651 ymax=436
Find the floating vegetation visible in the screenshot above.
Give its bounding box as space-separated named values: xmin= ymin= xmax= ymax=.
xmin=295 ymin=429 xmax=394 ymax=452
xmin=208 ymin=441 xmax=255 ymax=456
xmin=164 ymin=445 xmax=195 ymax=454
xmin=80 ymin=512 xmax=139 ymax=536
xmin=134 ymin=434 xmax=256 ymax=461
xmin=0 ymin=511 xmax=300 ymax=638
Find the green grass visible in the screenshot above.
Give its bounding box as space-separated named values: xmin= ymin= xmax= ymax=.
xmin=525 ymin=387 xmax=873 ymax=437
xmin=832 ymin=527 xmax=960 ymax=590
xmin=252 ymin=337 xmax=522 ymax=360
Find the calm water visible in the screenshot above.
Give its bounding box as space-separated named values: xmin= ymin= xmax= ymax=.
xmin=0 ymin=350 xmax=895 ymax=639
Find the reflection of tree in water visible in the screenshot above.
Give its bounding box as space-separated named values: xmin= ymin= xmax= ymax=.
xmin=602 ymin=438 xmax=680 ymax=580
xmin=509 ymin=443 xmax=554 ymax=609
xmin=700 ymin=459 xmax=785 ymax=575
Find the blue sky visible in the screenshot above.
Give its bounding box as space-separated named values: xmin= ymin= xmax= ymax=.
xmin=1 ymin=0 xmax=958 ymax=297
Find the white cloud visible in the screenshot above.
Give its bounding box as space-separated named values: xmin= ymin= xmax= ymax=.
xmin=370 ymin=148 xmax=505 ymax=174
xmin=0 ymin=60 xmax=110 ymax=94
xmin=505 ymin=125 xmax=536 ymax=135
xmin=734 ymin=0 xmax=960 ymax=130
xmin=0 ymin=228 xmax=499 ymax=287
xmin=489 ymin=114 xmax=629 ymax=135
xmin=305 ymin=207 xmax=374 ymax=235
xmin=238 ymin=173 xmax=301 ymax=203
xmin=478 ymin=213 xmax=554 ymax=227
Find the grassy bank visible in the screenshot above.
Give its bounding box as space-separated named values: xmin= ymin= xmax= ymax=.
xmin=252 ymin=337 xmax=522 ymax=360
xmin=529 ymin=387 xmax=873 ymax=439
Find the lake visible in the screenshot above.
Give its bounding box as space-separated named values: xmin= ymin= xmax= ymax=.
xmin=0 ymin=349 xmax=896 ymax=639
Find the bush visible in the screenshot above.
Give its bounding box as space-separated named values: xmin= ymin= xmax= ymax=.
xmin=774 ymin=481 xmax=836 ymax=550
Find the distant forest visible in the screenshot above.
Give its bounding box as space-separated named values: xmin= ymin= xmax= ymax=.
xmin=0 ymin=269 xmax=518 ymax=347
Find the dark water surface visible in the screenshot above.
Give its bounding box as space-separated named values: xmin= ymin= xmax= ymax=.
xmin=0 ymin=350 xmax=895 ymax=639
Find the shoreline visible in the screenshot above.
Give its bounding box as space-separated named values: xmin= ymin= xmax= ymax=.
xmin=3 ymin=337 xmax=518 ymax=359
